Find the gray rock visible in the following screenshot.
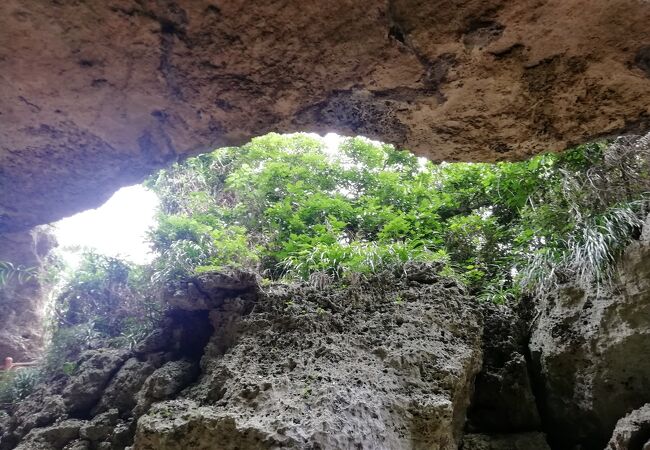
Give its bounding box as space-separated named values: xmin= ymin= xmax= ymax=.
xmin=111 ymin=420 xmax=135 ymax=450
xmin=530 ymin=240 xmax=650 ymax=448
xmin=467 ymin=303 xmax=540 ymax=432
xmin=402 ymin=260 xmax=445 ymax=284
xmin=640 ymin=213 xmax=650 ymax=242
xmin=461 ymin=433 xmax=551 ymax=450
xmin=163 ymin=270 xmax=257 ymax=311
xmin=12 ymin=393 xmax=67 ymax=437
xmin=79 ymin=409 xmax=118 ymax=442
xmin=94 ymin=358 xmax=156 ymax=415
xmin=63 ymin=440 xmax=91 ymax=450
xmin=17 ymin=419 xmax=83 ymax=449
xmin=133 ymin=360 xmax=199 ymax=417
xmin=0 ymin=411 xmax=9 ymax=436
xmin=135 ymin=271 xmax=483 ymax=449
xmin=607 ymin=403 xmax=650 ymax=450
xmin=62 ymin=349 xmax=129 ymax=413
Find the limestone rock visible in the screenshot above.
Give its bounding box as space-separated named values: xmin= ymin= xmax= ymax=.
xmin=63 ymin=441 xmax=91 ymax=450
xmin=16 ymin=419 xmax=84 ymax=450
xmin=133 ymin=360 xmax=199 ymax=417
xmin=607 ymin=404 xmax=650 ymax=450
xmin=110 ymin=421 xmax=136 ymax=450
xmin=529 ymin=237 xmax=650 ymax=449
xmin=94 ymin=358 xmax=156 ymax=415
xmin=135 ymin=268 xmax=483 ymax=449
xmin=1 ymin=299 xmax=211 ymax=449
xmin=0 ymin=412 xmax=9 ymax=437
xmin=79 ymin=409 xmax=119 ymax=442
xmin=163 ymin=270 xmax=258 ymax=311
xmin=1 ymin=1 xmax=650 ymax=232
xmin=62 ymin=349 xmax=130 ymax=413
xmin=640 ymin=213 xmax=650 ymax=242
xmin=461 ymin=433 xmax=551 ymax=450
xmin=11 ymin=392 xmax=67 ymax=438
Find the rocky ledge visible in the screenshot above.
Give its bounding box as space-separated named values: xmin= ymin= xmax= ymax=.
xmin=1 ymin=263 xmax=491 ymax=449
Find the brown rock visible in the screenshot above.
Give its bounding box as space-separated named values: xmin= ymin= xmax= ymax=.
xmin=1 ymin=1 xmax=649 ymax=232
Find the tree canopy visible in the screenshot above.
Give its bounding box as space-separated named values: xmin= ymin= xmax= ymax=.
xmin=146 ymin=133 xmax=650 ymax=302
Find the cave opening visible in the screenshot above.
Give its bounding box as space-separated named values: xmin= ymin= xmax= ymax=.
xmin=1 ymin=130 xmax=649 ymax=450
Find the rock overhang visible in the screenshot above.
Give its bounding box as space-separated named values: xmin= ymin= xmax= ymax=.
xmin=1 ymin=0 xmax=649 ymax=232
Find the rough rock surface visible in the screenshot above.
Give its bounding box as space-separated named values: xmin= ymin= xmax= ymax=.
xmin=466 ymin=303 xmax=540 ymax=433
xmin=1 ymin=0 xmax=650 ymax=232
xmin=1 ymin=265 xmax=484 ymax=449
xmin=529 ymin=220 xmax=650 ymax=449
xmin=461 ymin=432 xmax=550 ymax=450
xmin=0 ymin=309 xmax=211 ymax=450
xmin=135 ymin=265 xmax=483 ymax=449
xmin=607 ymin=403 xmax=650 ymax=450
xmin=0 ymin=227 xmax=56 ymax=360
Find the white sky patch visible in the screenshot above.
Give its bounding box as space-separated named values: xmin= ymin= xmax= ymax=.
xmin=322 ymin=132 xmax=345 ymax=155
xmin=53 ymin=185 xmax=159 ymax=267
xmin=52 ymin=135 xmax=346 ymax=269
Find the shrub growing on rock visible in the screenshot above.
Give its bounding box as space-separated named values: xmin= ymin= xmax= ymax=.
xmin=146 ymin=132 xmax=650 ymax=301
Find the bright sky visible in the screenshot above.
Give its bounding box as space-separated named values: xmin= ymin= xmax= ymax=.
xmin=53 ymin=133 xmax=344 ymax=267
xmin=53 ymin=185 xmax=159 ymax=266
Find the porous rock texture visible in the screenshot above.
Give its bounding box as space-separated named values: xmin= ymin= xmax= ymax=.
xmin=135 ymin=264 xmax=483 ymax=449
xmin=606 ymin=403 xmax=650 ymax=450
xmin=0 ymin=309 xmax=213 ymax=450
xmin=0 ymin=227 xmax=56 ymax=361
xmin=529 ymin=216 xmax=650 ymax=449
xmin=0 ymin=264 xmax=486 ymax=449
xmin=1 ymin=0 xmax=650 ymax=232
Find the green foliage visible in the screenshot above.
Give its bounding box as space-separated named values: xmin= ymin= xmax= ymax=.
xmin=146 ymin=133 xmax=650 ymax=302
xmin=149 ymin=215 xmax=258 ymax=281
xmin=0 ymin=369 xmax=40 ymax=405
xmin=0 ymin=261 xmax=36 ymax=287
xmin=44 ymin=251 xmax=162 ymax=376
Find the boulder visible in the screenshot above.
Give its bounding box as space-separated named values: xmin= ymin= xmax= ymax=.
xmin=529 ymin=236 xmax=650 ymax=448
xmin=16 ymin=419 xmax=84 ymax=450
xmin=61 ymin=349 xmax=129 ymax=413
xmin=63 ymin=440 xmax=90 ymax=450
xmin=79 ymin=409 xmax=119 ymax=442
xmin=607 ymin=404 xmax=650 ymax=450
xmin=94 ymin=358 xmax=156 ymax=415
xmin=133 ymin=360 xmax=199 ymax=417
xmin=135 ymin=268 xmax=483 ymax=449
